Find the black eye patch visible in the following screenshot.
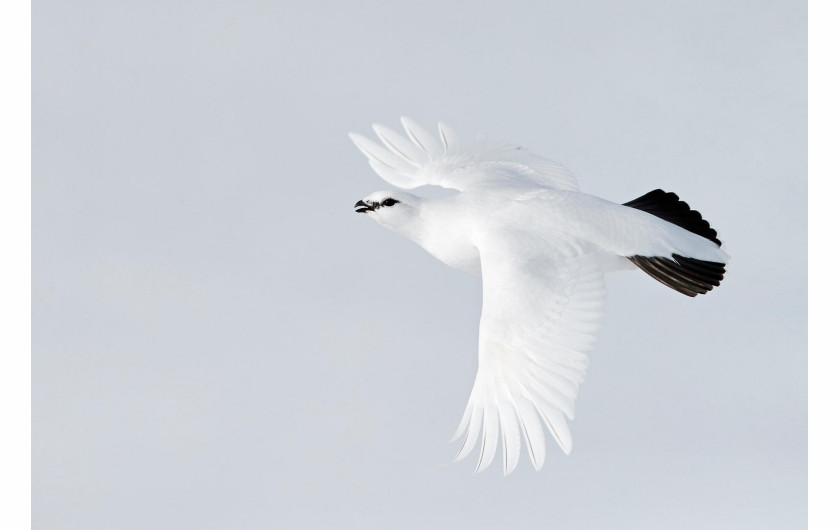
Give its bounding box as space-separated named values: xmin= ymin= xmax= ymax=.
xmin=381 ymin=198 xmax=400 ymax=207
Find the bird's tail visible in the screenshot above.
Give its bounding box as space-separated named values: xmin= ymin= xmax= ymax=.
xmin=623 ymin=189 xmax=726 ymax=297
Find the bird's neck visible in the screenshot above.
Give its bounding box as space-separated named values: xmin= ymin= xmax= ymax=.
xmin=404 ymin=202 xmax=481 ymax=275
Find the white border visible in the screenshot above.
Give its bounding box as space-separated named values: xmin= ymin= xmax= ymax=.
xmin=809 ymin=1 xmax=838 ymax=529
xmin=0 ymin=1 xmax=32 ymax=528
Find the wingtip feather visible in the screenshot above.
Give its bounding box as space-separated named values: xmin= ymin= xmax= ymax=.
xmin=400 ymin=116 xmax=443 ymax=159
xmin=474 ymin=405 xmax=499 ymax=473
xmin=371 ymin=123 xmax=425 ymax=168
xmin=453 ymin=403 xmax=483 ymax=463
xmin=438 ymin=121 xmax=461 ymax=153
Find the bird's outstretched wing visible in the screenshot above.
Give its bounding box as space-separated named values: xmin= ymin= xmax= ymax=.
xmin=349 ymin=117 xmax=578 ymax=192
xmin=452 ymin=231 xmax=608 ymax=474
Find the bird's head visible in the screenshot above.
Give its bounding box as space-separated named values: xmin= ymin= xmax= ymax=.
xmin=354 ymin=191 xmax=423 ymax=234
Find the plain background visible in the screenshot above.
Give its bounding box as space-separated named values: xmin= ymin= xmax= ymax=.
xmin=32 ymin=1 xmax=806 ymax=528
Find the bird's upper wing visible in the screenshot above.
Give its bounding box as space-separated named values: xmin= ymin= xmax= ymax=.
xmin=349 ymin=117 xmax=578 ymax=192
xmin=452 ymin=230 xmax=608 ymax=474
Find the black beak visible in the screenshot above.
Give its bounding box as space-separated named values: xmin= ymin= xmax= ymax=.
xmin=354 ymin=200 xmax=373 ymax=213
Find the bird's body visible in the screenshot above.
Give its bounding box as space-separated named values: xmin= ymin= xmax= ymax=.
xmin=351 ymin=118 xmax=728 ymax=474
xmin=380 ymin=187 xmax=726 ymax=275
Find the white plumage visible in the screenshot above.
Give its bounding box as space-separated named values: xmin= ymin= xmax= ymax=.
xmin=351 ymin=118 xmax=729 ymax=474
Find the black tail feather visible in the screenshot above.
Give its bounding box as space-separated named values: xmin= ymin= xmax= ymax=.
xmin=628 ymin=255 xmax=725 ymax=297
xmin=623 ymin=189 xmax=721 ymax=246
xmin=624 ymin=189 xmax=726 ymax=297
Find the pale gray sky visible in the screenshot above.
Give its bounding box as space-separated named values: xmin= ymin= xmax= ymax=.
xmin=33 ymin=1 xmax=806 ymax=528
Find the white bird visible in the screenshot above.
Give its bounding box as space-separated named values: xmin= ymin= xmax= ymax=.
xmin=351 ymin=118 xmax=729 ymax=474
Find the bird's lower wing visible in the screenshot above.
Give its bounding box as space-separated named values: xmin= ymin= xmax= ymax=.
xmin=452 ymin=234 xmax=608 ymax=474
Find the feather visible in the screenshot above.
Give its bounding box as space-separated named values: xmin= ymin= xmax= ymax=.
xmin=400 ymin=116 xmax=443 ymax=159
xmin=498 ymin=386 xmax=521 ymax=475
xmin=451 ymin=398 xmax=474 ymax=443
xmin=526 ymin=373 xmax=577 ymax=419
xmin=513 ymin=392 xmax=546 ymax=470
xmin=372 ymin=124 xmax=426 ymax=168
xmin=475 ymin=402 xmax=499 ymax=473
xmin=348 ymin=133 xmax=415 ymax=174
xmin=367 ymin=159 xmax=419 ymax=190
xmin=531 ymin=393 xmax=573 ymax=454
xmin=454 ymin=401 xmax=483 ymax=462
xmin=438 ymin=122 xmax=461 ymax=153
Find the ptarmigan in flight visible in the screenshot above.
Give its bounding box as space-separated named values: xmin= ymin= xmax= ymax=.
xmin=351 ymin=118 xmax=728 ymax=474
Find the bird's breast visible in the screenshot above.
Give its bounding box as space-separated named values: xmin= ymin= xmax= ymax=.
xmin=416 ymin=214 xmax=482 ymax=275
